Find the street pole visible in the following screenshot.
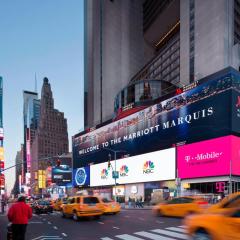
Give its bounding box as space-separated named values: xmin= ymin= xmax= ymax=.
xmin=114 ymin=151 xmax=117 ymax=201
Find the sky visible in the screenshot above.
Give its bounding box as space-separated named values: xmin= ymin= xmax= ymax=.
xmin=0 ymin=0 xmax=84 ymax=193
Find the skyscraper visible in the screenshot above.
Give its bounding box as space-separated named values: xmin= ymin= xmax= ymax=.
xmin=30 ymin=78 xmax=69 ymax=194
xmin=84 ymin=0 xmax=240 ymax=128
xmin=0 ymin=77 xmax=3 ymax=195
xmin=84 ymin=0 xmax=144 ymax=128
xmin=23 ymin=91 xmax=39 ymax=185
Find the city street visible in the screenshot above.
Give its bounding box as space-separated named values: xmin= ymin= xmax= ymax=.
xmin=0 ymin=209 xmax=186 ymax=240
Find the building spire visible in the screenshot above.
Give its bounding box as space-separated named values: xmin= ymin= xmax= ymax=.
xmin=34 ymin=73 xmax=37 ymax=93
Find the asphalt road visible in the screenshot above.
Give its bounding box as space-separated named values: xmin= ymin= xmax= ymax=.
xmin=0 ymin=209 xmax=187 ymax=240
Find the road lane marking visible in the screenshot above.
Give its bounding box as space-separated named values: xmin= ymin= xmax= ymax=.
xmin=134 ymin=231 xmax=175 ymax=240
xmin=165 ymin=227 xmax=186 ymax=233
xmin=61 ymin=233 xmax=67 ymax=237
xmin=124 ymin=216 xmax=130 ymax=218
xmin=101 ymin=238 xmax=114 ymax=240
xmin=115 ymin=234 xmax=144 ymax=240
xmin=31 ymin=236 xmax=62 ymax=240
xmin=29 ymin=221 xmax=43 ymax=224
xmin=138 ymin=218 xmax=144 ymax=221
xmin=98 ymin=222 xmax=105 ymax=224
xmin=113 ymin=226 xmax=120 ymax=229
xmin=48 ymin=221 xmax=52 ymax=224
xmin=151 ymin=229 xmax=188 ymax=239
xmin=155 ymin=221 xmax=164 ymax=224
xmin=53 ymin=226 xmax=58 ymax=230
xmin=178 ymin=225 xmax=186 ymax=228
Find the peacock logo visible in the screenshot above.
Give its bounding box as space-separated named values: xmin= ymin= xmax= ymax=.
xmin=119 ymin=165 xmax=129 ymax=177
xmin=143 ymin=160 xmax=155 ymax=174
xmin=101 ymin=168 xmax=108 ymax=179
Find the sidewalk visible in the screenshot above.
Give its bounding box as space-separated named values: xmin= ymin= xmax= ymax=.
xmin=121 ymin=204 xmax=153 ymax=210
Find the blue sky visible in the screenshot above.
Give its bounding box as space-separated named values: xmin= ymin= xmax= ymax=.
xmin=0 ymin=0 xmax=84 ymax=193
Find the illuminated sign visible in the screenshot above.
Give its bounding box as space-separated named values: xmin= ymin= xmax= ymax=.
xmin=0 ymin=147 xmax=4 ymax=161
xmin=90 ymin=148 xmax=175 ymax=186
xmin=177 ymin=135 xmax=240 ymax=179
xmin=0 ymin=128 xmax=4 ymax=139
xmin=72 ymin=167 xmax=90 ymax=186
xmin=52 ymin=165 xmax=72 ymax=185
xmin=38 ymin=170 xmax=46 ymax=189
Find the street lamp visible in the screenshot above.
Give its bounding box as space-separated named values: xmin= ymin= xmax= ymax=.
xmin=104 ymin=148 xmax=127 ymax=201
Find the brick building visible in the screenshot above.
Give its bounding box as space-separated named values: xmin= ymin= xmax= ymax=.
xmin=31 ymin=77 xmax=68 ymax=193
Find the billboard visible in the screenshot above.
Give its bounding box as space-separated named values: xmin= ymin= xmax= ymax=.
xmin=90 ymin=148 xmax=175 ymax=186
xmin=72 ymin=167 xmax=90 ymax=187
xmin=177 ymin=135 xmax=240 ymax=179
xmin=52 ymin=165 xmax=72 ymax=186
xmin=73 ymin=70 xmax=240 ymax=168
xmin=0 ymin=147 xmax=4 ymax=161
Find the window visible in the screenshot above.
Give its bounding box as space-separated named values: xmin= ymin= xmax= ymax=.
xmin=83 ymin=197 xmax=99 ymax=204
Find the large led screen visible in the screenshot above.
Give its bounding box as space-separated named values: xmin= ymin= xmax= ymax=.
xmin=90 ymin=148 xmax=175 ymax=186
xmin=73 ymin=167 xmax=90 ymax=187
xmin=52 ymin=165 xmax=72 ymax=185
xmin=73 ymin=70 xmax=240 ymax=168
xmin=177 ymin=135 xmax=240 ymax=179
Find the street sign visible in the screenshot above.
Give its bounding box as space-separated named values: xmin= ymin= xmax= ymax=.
xmin=112 ymin=171 xmax=119 ymax=179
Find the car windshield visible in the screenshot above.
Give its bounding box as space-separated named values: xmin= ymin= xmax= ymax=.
xmin=83 ymin=197 xmax=99 ymax=204
xmin=38 ymin=201 xmax=50 ymax=205
xmin=102 ymin=198 xmax=113 ymax=203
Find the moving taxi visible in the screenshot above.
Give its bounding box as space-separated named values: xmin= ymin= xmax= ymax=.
xmin=100 ymin=198 xmax=121 ymax=214
xmin=184 ymin=208 xmax=240 ymax=240
xmin=53 ymin=198 xmax=68 ymax=211
xmin=153 ymin=196 xmax=208 ymax=217
xmin=206 ymin=192 xmax=240 ymax=214
xmin=61 ymin=195 xmax=104 ymax=220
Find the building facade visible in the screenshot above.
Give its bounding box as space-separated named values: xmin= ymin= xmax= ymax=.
xmin=23 ymin=91 xmax=39 ymax=186
xmin=31 ymin=78 xmax=69 ymax=194
xmin=0 ymin=77 xmax=4 ymax=195
xmin=84 ymin=0 xmax=240 ymax=129
xmin=73 ymin=67 xmax=240 ymax=201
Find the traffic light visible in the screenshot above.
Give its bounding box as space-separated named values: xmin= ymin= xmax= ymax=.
xmin=108 ymin=160 xmax=111 ymax=169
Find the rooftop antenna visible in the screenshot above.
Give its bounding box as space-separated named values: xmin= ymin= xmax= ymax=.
xmin=34 ymin=73 xmax=37 ymax=93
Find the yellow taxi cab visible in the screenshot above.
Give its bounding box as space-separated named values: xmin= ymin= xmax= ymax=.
xmin=153 ymin=196 xmax=208 ymax=217
xmin=206 ymin=192 xmax=240 ymax=214
xmin=184 ymin=208 xmax=240 ymax=240
xmin=100 ymin=198 xmax=121 ymax=214
xmin=53 ymin=198 xmax=68 ymax=211
xmin=61 ymin=195 xmax=104 ymax=221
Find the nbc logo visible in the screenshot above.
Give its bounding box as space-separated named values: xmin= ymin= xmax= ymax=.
xmin=101 ymin=168 xmax=108 ymax=179
xmin=120 ymin=165 xmax=129 ymax=177
xmin=143 ymin=160 xmax=155 ymax=174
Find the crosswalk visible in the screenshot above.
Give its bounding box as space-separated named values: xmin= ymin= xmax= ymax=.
xmin=100 ymin=226 xmax=188 ymax=240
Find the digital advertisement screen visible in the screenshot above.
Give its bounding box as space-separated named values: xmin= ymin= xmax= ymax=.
xmin=73 ymin=71 xmax=240 ymax=168
xmin=90 ymin=148 xmax=175 ymax=187
xmin=52 ymin=165 xmax=72 ymax=185
xmin=177 ymin=135 xmax=240 ymax=179
xmin=72 ymin=167 xmax=90 ymax=187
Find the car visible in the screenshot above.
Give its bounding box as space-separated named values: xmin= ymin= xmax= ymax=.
xmin=206 ymin=192 xmax=240 ymax=214
xmin=32 ymin=200 xmax=53 ymax=214
xmin=100 ymin=198 xmax=121 ymax=214
xmin=184 ymin=208 xmax=240 ymax=240
xmin=53 ymin=197 xmax=68 ymax=211
xmin=153 ymin=196 xmax=208 ymax=217
xmin=61 ymin=195 xmax=104 ymax=221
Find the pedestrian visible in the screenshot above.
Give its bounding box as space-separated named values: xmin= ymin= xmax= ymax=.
xmin=7 ymin=195 xmax=32 ymax=240
xmin=1 ymin=198 xmax=6 ymax=213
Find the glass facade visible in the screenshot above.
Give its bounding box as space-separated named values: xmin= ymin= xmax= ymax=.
xmin=114 ymin=80 xmax=176 ymax=115
xmin=234 ymin=0 xmax=240 ymax=44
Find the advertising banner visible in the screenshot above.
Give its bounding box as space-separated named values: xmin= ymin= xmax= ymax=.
xmin=73 ymin=71 xmax=240 ymax=168
xmin=72 ymin=167 xmax=90 ymax=187
xmin=90 ymin=148 xmax=175 ymax=186
xmin=52 ymin=165 xmax=72 ymax=185
xmin=0 ymin=147 xmax=4 ymax=161
xmin=177 ymin=135 xmax=240 ymax=179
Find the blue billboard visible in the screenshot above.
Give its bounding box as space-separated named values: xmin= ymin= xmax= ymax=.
xmin=73 ymin=167 xmax=90 ymax=187
xmin=52 ymin=165 xmax=72 ymax=186
xmin=73 ymin=68 xmax=240 ymax=168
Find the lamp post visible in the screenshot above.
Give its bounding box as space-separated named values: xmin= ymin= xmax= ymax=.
xmin=105 ymin=148 xmax=127 ymax=201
